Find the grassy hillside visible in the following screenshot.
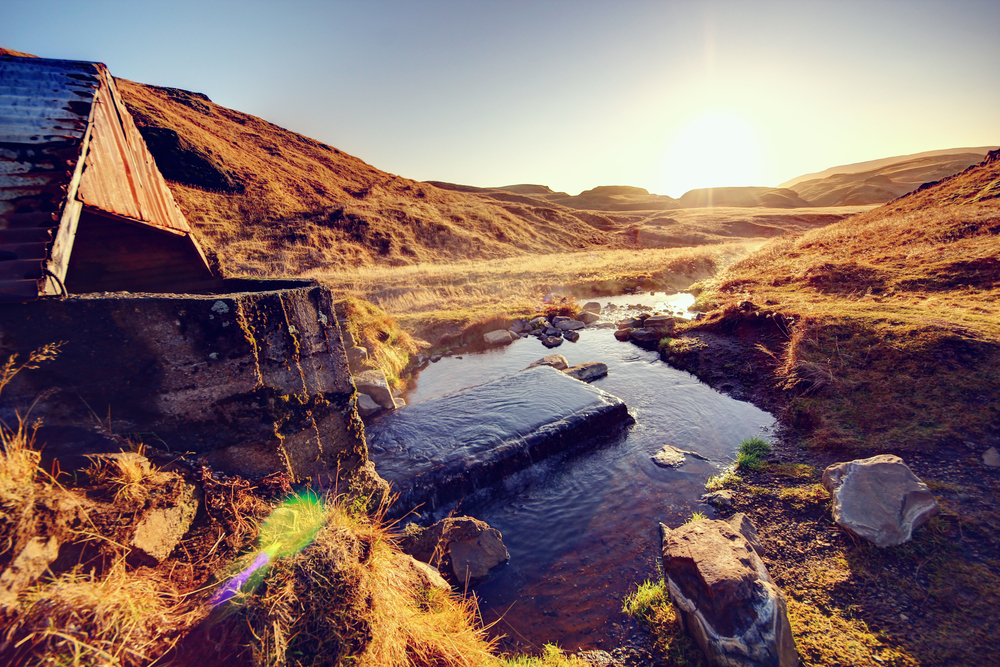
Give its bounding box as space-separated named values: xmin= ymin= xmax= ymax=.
xmin=116 ymin=81 xmax=626 ymax=276
xmin=688 ymin=149 xmax=1000 ymax=450
xmin=789 ymin=152 xmax=991 ymax=206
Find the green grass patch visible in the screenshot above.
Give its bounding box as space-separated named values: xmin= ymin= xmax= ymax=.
xmin=621 ymin=580 xmax=706 ymax=666
xmin=705 ymin=467 xmax=742 ymax=491
xmin=498 ymin=644 xmax=587 ymax=666
xmin=735 ymin=436 xmax=772 ymax=471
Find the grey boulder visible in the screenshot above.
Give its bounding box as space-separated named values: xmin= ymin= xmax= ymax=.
xmin=354 ymin=369 xmax=395 ymax=409
xmin=484 ymin=329 xmax=516 ymax=346
xmin=821 ymin=454 xmax=939 ymax=547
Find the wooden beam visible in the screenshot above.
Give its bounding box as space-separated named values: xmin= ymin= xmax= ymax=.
xmin=42 ymin=83 xmax=99 ymax=295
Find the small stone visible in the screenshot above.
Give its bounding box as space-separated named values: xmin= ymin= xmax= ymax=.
xmin=983 ymin=447 xmax=1000 ymax=467
xmin=524 ymin=354 xmax=569 ymax=371
xmin=581 ymin=302 xmax=602 ymax=314
xmin=563 ymin=362 xmax=608 ymax=382
xmin=577 ymin=311 xmax=600 ymax=325
xmin=356 ymin=393 xmax=382 ymax=418
xmin=541 ymin=335 xmax=564 ymax=348
xmin=614 ymin=329 xmax=631 ymax=341
xmin=0 ymin=537 xmax=60 ymax=610
xmin=132 ymin=478 xmax=200 ymax=563
xmin=702 ymin=489 xmax=734 ymax=507
xmin=564 ymin=329 xmax=580 ymax=342
xmin=651 ymin=445 xmax=686 ymax=467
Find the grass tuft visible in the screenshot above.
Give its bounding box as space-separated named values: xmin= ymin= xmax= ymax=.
xmin=621 ymin=579 xmax=705 ymax=666
xmin=735 ymin=436 xmax=772 ymax=471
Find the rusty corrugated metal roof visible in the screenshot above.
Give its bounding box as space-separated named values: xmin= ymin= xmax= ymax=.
xmin=0 ymin=55 xmax=99 ymax=302
xmin=77 ymin=67 xmax=191 ymax=234
xmin=0 ymin=54 xmax=208 ymax=302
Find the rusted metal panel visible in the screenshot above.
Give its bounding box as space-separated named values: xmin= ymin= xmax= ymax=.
xmin=1 ymin=54 xmax=211 ymax=302
xmin=0 ymin=55 xmax=98 ymax=301
xmin=77 ymin=69 xmax=191 ymax=234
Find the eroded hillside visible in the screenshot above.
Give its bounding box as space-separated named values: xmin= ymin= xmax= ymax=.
xmin=688 ymin=149 xmax=1000 ymax=449
xmin=116 ymin=81 xmax=624 ymax=276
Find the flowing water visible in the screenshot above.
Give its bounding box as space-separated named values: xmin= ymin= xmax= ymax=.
xmin=378 ymin=293 xmax=774 ymax=653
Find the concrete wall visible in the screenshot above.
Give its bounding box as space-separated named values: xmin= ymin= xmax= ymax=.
xmin=0 ymin=286 xmax=383 ymax=493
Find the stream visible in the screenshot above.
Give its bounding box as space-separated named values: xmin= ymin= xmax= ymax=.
xmin=376 ymin=293 xmax=774 ymax=654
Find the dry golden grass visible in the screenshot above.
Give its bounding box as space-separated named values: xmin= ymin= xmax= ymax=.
xmin=320 ymin=244 xmax=756 ymax=343
xmin=239 ymin=497 xmax=499 ymax=667
xmin=4 ymin=559 xmax=196 ymax=667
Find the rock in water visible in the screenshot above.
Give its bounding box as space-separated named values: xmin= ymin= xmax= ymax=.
xmin=398 ymin=516 xmax=509 ymax=584
xmin=354 ymin=369 xmax=395 ymax=409
xmin=484 ymin=329 xmax=515 ymax=346
xmin=822 ymin=455 xmax=938 ymax=547
xmin=581 ymin=302 xmax=602 ymax=313
xmin=661 ymin=520 xmax=798 ymax=667
xmin=564 ymin=362 xmax=608 ymax=382
xmin=524 ymin=354 xmax=569 ymax=371
xmin=355 ymin=393 xmax=382 ymax=418
xmin=577 ymin=311 xmax=600 ymax=324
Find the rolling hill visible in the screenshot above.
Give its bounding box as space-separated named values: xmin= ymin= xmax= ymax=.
xmin=693 ymin=148 xmax=1000 ymax=450
xmin=779 ymin=148 xmax=997 ymax=206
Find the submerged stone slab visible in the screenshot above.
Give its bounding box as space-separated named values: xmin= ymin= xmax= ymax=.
xmin=368 ymin=365 xmax=632 ymax=515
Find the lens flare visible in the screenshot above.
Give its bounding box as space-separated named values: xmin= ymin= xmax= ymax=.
xmin=210 ymin=490 xmax=326 ymax=608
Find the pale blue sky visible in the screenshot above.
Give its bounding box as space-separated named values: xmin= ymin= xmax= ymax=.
xmin=4 ymin=0 xmax=998 ymax=197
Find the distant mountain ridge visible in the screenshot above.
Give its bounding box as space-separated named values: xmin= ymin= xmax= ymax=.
xmin=779 ymin=147 xmax=997 ymax=189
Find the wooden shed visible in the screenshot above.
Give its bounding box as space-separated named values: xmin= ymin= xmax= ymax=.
xmin=0 ymin=54 xmax=215 ymax=302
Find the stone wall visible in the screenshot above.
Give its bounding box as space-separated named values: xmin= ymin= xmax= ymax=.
xmin=0 ymin=286 xmax=383 ymax=493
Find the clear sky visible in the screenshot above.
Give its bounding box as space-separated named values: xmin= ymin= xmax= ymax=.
xmin=4 ymin=0 xmax=998 ymax=197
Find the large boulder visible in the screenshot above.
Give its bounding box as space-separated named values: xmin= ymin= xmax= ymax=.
xmin=354 ymin=369 xmax=395 ymax=410
xmin=524 ymin=354 xmax=569 ymax=371
xmin=484 ymin=329 xmax=516 ymax=346
xmin=821 ymin=454 xmax=939 ymax=547
xmin=563 ymin=362 xmax=608 ymax=382
xmin=398 ymin=516 xmax=509 ymax=584
xmin=661 ymin=520 xmax=797 ymax=667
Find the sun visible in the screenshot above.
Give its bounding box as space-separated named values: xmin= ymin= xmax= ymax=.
xmin=660 ymin=111 xmax=763 ymax=198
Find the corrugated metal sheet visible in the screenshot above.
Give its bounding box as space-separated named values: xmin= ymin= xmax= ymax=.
xmin=0 ymin=55 xmax=208 ymax=302
xmin=77 ymin=68 xmax=191 ymax=234
xmin=0 ymin=55 xmax=98 ymax=302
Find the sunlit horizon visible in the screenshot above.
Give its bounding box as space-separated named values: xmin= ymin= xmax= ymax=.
xmin=3 ymin=1 xmax=998 ymax=200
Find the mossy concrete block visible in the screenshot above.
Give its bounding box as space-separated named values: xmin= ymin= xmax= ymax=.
xmin=0 ymin=287 xmax=378 ymax=488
